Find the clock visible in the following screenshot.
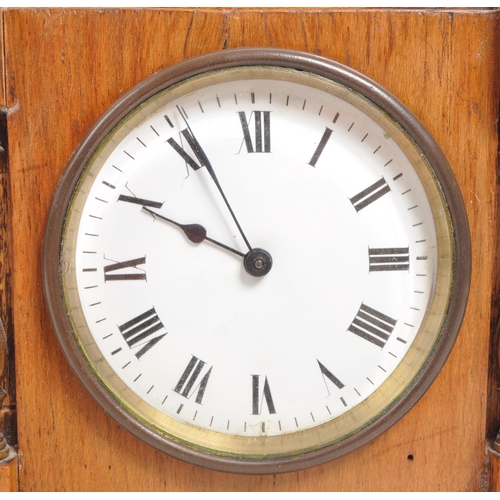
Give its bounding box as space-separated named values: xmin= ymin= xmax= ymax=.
xmin=43 ymin=48 xmax=471 ymax=474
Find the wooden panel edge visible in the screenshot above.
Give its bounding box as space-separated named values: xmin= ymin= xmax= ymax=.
xmin=0 ymin=449 xmax=18 ymax=492
xmin=487 ymin=441 xmax=500 ymax=492
xmin=0 ymin=9 xmax=5 ymax=107
xmin=486 ymin=8 xmax=500 ymax=493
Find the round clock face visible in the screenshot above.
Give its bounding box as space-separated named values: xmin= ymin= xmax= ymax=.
xmin=44 ymin=49 xmax=470 ymax=473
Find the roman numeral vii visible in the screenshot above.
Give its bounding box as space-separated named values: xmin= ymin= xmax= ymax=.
xmin=174 ymin=355 xmax=212 ymax=405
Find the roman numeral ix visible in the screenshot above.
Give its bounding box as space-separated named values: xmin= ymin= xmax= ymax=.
xmin=238 ymin=111 xmax=271 ymax=153
xmin=104 ymin=256 xmax=146 ymax=282
xmin=174 ymin=355 xmax=212 ymax=404
xmin=118 ymin=307 xmax=167 ymax=359
xmin=348 ymin=303 xmax=397 ymax=348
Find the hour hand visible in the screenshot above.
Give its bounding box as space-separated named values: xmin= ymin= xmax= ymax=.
xmin=143 ymin=207 xmax=245 ymax=258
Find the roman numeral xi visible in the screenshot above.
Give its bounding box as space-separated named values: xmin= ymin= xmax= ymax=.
xmin=167 ymin=128 xmax=207 ymax=172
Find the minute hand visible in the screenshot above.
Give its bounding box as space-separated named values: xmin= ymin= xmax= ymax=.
xmin=177 ymin=125 xmax=253 ymax=253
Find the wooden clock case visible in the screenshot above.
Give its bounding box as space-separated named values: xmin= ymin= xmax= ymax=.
xmin=0 ymin=7 xmax=499 ymax=491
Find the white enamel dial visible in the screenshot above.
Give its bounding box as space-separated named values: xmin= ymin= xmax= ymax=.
xmin=46 ymin=52 xmax=468 ymax=473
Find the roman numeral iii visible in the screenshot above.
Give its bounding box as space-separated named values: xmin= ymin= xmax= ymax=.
xmin=369 ymin=247 xmax=410 ymax=272
xmin=118 ymin=307 xmax=167 ymax=359
xmin=251 ymin=375 xmax=277 ymax=415
xmin=347 ymin=303 xmax=397 ymax=348
xmin=174 ymin=355 xmax=212 ymax=404
xmin=238 ymin=111 xmax=271 ymax=153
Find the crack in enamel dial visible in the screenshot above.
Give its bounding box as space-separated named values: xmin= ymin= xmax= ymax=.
xmin=44 ymin=49 xmax=470 ymax=474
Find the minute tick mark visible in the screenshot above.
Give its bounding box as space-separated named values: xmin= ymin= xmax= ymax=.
xmin=164 ymin=115 xmax=174 ymax=127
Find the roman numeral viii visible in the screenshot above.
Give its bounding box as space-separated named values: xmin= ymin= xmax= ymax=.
xmin=369 ymin=247 xmax=410 ymax=272
xmin=251 ymin=375 xmax=276 ymax=415
xmin=348 ymin=303 xmax=397 ymax=348
xmin=238 ymin=111 xmax=271 ymax=153
xmin=118 ymin=307 xmax=167 ymax=359
xmin=104 ymin=256 xmax=146 ymax=281
xmin=174 ymin=355 xmax=212 ymax=404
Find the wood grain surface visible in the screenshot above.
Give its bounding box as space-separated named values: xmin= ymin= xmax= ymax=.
xmin=1 ymin=8 xmax=499 ymax=491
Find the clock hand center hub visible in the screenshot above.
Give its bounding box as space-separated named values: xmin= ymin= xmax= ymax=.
xmin=244 ymin=248 xmax=273 ymax=277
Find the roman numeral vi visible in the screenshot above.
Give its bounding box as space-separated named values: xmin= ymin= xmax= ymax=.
xmin=251 ymin=375 xmax=277 ymax=415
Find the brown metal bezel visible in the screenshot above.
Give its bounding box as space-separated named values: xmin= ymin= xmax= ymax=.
xmin=43 ymin=48 xmax=471 ymax=474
